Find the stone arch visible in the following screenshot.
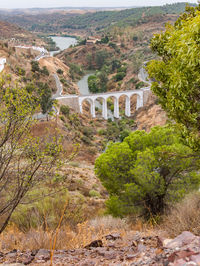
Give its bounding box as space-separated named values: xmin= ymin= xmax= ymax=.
xmin=118 ymin=94 xmax=131 ymax=117
xmin=130 ymin=92 xmax=143 ymax=110
xmin=79 ymin=97 xmax=95 ymax=118
xmin=94 ymin=96 xmax=108 ymax=119
xmin=129 ymin=94 xmax=138 ymax=115
xmin=106 ymin=95 xmax=119 ymax=119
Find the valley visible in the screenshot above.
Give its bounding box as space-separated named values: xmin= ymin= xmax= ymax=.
xmin=0 ymin=2 xmax=200 ymax=266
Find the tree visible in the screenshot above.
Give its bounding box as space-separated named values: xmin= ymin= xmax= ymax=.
xmin=95 ymin=50 xmax=109 ymax=69
xmin=37 ymin=82 xmax=54 ymax=115
xmin=31 ymin=60 xmax=40 ymax=72
xmin=0 ymin=77 xmax=61 ymax=233
xmin=95 ymin=126 xmax=200 ymax=218
xmin=147 ymin=5 xmax=200 ymax=150
xmin=88 ymin=71 xmax=108 ymax=93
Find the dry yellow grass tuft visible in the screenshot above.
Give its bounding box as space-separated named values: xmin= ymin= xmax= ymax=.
xmin=0 ymin=216 xmax=131 ymax=251
xmin=162 ymin=192 xmax=200 ymax=237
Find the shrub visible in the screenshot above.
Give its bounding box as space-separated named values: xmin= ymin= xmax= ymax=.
xmin=41 ymin=66 xmax=49 ymax=76
xmin=98 ymin=129 xmax=105 ymax=135
xmin=89 ymin=190 xmax=101 ymax=198
xmin=57 ymin=69 xmax=63 ymax=75
xmin=60 ymin=105 xmax=70 ymax=116
xmin=100 ymin=36 xmax=109 ymax=44
xmin=162 ymin=192 xmax=200 ymax=237
xmin=108 ymin=42 xmax=117 ymax=49
xmin=16 ymin=66 xmax=25 ymax=76
xmin=119 ymin=129 xmax=131 ymax=142
xmin=95 ymin=126 xmax=200 ymax=219
xmin=135 ymin=81 xmax=146 ymax=90
xmin=81 ymin=136 xmax=92 ymax=145
xmin=31 ymin=61 xmax=40 ymax=72
xmin=82 ymin=127 xmax=93 ymax=137
xmin=0 ymin=78 xmax=61 ymax=233
xmin=60 ymin=115 xmax=65 ymax=122
xmin=114 ymin=72 xmax=126 ymax=81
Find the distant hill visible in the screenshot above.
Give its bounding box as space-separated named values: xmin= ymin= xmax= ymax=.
xmin=0 ymin=2 xmax=196 ymax=34
xmin=0 ymin=20 xmax=46 ymax=47
xmin=0 ymin=20 xmax=32 ymax=39
xmin=61 ymin=2 xmax=196 ymax=31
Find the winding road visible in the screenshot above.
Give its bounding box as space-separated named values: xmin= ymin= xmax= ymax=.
xmin=14 ymin=45 xmax=152 ymax=119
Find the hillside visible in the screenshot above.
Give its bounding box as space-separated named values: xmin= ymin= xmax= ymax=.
xmin=1 ymin=4 xmax=200 ymax=265
xmin=0 ymin=3 xmax=196 ymax=35
xmin=61 ymin=2 xmax=194 ymax=32
xmin=0 ymin=20 xmax=41 ymax=43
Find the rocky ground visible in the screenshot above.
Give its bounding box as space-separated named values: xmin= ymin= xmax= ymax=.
xmin=1 ymin=231 xmax=200 ymax=265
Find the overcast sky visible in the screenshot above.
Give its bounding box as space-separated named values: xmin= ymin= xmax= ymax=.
xmin=0 ymin=0 xmax=197 ymax=9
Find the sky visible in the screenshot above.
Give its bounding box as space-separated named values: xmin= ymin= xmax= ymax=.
xmin=0 ymin=0 xmax=197 ymax=9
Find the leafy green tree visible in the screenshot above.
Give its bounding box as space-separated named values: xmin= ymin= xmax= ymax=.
xmin=31 ymin=61 xmax=40 ymax=72
xmin=101 ymin=35 xmax=109 ymax=44
xmin=0 ymin=77 xmax=61 ymax=233
xmin=86 ymin=53 xmax=93 ymax=70
xmin=88 ymin=75 xmax=98 ymax=93
xmin=95 ymin=50 xmax=109 ymax=69
xmin=57 ymin=69 xmax=64 ymax=75
xmin=41 ymin=66 xmax=49 ymax=76
xmin=37 ymin=82 xmax=54 ymax=115
xmin=111 ymin=59 xmax=121 ymax=72
xmin=114 ymin=72 xmax=126 ymax=81
xmin=60 ymin=105 xmax=70 ymax=116
xmin=147 ymin=5 xmax=200 ymax=150
xmin=95 ymin=126 xmax=200 ymax=218
xmin=88 ymin=71 xmax=108 ymax=93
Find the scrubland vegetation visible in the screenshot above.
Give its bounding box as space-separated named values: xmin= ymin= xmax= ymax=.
xmin=1 ymin=3 xmax=200 ymax=258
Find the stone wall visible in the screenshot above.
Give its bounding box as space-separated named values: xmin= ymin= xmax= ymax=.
xmin=58 ymin=97 xmax=80 ymax=113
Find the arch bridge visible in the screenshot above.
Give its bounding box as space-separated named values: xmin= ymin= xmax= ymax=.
xmin=78 ymin=90 xmax=144 ymax=120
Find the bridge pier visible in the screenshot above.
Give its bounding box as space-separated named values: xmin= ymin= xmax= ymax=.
xmin=136 ymin=94 xmax=144 ymax=109
xmin=102 ymin=98 xmax=108 ymax=120
xmin=91 ymin=100 xmax=96 ymax=118
xmin=114 ymin=97 xmax=119 ymax=118
xmin=125 ymin=96 xmax=131 ymax=117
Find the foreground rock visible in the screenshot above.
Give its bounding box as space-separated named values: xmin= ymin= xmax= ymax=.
xmin=1 ymin=231 xmax=200 ymax=265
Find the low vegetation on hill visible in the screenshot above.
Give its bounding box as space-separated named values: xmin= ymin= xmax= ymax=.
xmin=0 ymin=3 xmax=195 ymax=35
xmin=1 ymin=4 xmax=200 ymax=265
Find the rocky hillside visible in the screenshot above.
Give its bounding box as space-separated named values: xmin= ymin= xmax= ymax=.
xmin=1 ymin=231 xmax=200 ymax=265
xmin=0 ymin=20 xmax=42 ymax=45
xmin=0 ymin=41 xmax=78 ymax=94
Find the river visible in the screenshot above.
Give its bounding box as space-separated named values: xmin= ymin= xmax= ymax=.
xmin=50 ymin=36 xmax=78 ymax=56
xmin=52 ymin=36 xmax=113 ymax=119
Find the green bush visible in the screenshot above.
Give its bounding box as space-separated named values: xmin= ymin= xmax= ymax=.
xmin=57 ymin=69 xmax=64 ymax=75
xmin=135 ymin=81 xmax=146 ymax=89
xmin=60 ymin=115 xmax=65 ymax=122
xmin=31 ymin=61 xmax=40 ymax=72
xmin=16 ymin=66 xmax=25 ymax=76
xmin=82 ymin=127 xmax=93 ymax=137
xmin=41 ymin=66 xmax=49 ymax=76
xmin=81 ymin=135 xmax=92 ymax=145
xmin=89 ymin=190 xmax=101 ymax=198
xmin=114 ymin=72 xmax=126 ymax=81
xmin=60 ymin=105 xmax=70 ymax=116
xmin=95 ymin=126 xmax=200 ymax=219
xmin=119 ymin=129 xmax=131 ymax=142
xmin=98 ymin=129 xmax=106 ymax=135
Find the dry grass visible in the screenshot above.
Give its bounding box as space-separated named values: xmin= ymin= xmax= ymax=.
xmin=88 ymin=215 xmax=129 ymax=231
xmin=162 ymin=192 xmax=200 ymax=237
xmin=0 ymin=216 xmax=131 ymax=251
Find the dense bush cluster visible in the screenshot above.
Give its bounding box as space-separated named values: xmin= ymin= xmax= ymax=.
xmin=95 ymin=126 xmax=200 ymax=219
